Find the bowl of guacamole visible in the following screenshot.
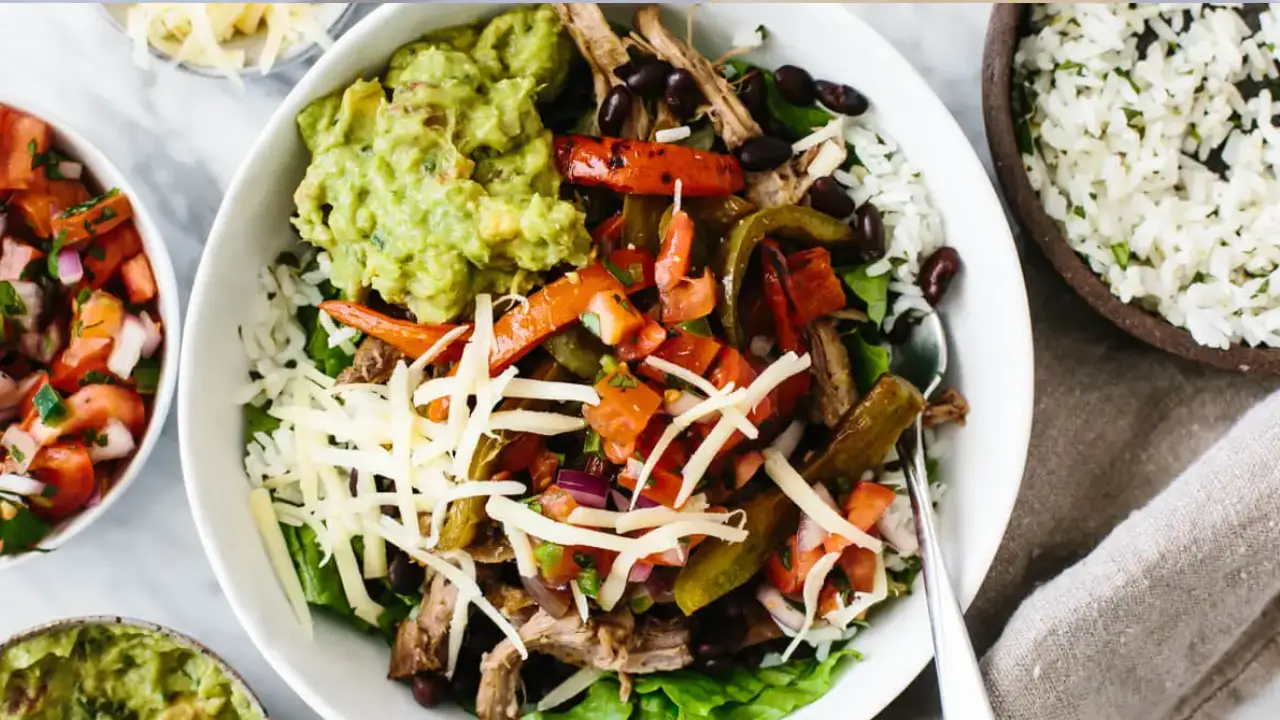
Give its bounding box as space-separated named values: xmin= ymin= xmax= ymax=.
xmin=0 ymin=617 xmax=266 ymax=720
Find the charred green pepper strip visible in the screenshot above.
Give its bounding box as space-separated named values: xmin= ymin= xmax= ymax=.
xmin=436 ymin=358 xmax=573 ymax=550
xmin=800 ymin=374 xmax=925 ymax=486
xmin=717 ymin=206 xmax=855 ymax=347
xmin=673 ymin=488 xmax=800 ymax=615
xmin=543 ymin=325 xmax=608 ymax=380
xmin=622 ymin=195 xmax=669 ymax=254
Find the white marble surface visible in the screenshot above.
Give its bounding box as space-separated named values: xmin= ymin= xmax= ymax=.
xmin=1 ymin=4 xmax=1276 ymax=720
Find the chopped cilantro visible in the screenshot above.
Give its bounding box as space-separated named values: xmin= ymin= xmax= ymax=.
xmin=602 ymin=258 xmax=635 ymax=286
xmin=32 ymin=385 xmax=68 ymax=426
xmin=0 ymin=282 xmax=26 ymax=318
xmin=607 ymin=371 xmax=638 ymax=389
xmin=778 ymin=544 xmax=792 ymax=571
xmin=1072 ymin=205 xmax=1086 ymax=219
xmin=573 ymin=552 xmax=596 ymax=569
xmin=9 ymin=446 xmax=25 ymax=464
xmin=678 ymin=318 xmax=712 ymax=337
xmin=46 ymin=231 xmax=67 ymax=280
xmin=28 ymin=143 xmax=68 ymax=180
xmin=1112 ymin=241 xmax=1131 ymax=270
xmin=133 ymin=358 xmax=161 ymax=394
xmin=59 ymin=188 xmax=118 ymax=219
xmin=577 ymin=567 xmax=601 ymax=598
xmin=79 ymin=370 xmax=119 ymax=387
xmin=76 ymin=287 xmax=92 ymax=305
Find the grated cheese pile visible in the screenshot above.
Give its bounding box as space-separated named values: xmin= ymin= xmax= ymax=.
xmin=125 ymin=3 xmax=334 ymax=80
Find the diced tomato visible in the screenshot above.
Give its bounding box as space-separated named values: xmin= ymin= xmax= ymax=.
xmin=50 ymin=191 xmax=132 ymax=245
xmin=603 ymin=437 xmax=635 ymax=465
xmin=50 ymin=338 xmax=112 ymax=394
xmin=530 ymin=447 xmax=561 ymax=493
xmin=764 ymin=533 xmax=825 ymax=597
xmin=635 ymin=420 xmax=691 ymax=471
xmin=80 ymin=221 xmax=144 ymax=289
xmin=840 ymin=546 xmax=879 ymax=593
xmin=583 ymin=290 xmax=644 ymax=346
xmin=119 ymin=254 xmax=157 ymax=304
xmin=27 ymin=441 xmax=95 ymax=520
xmin=46 ymin=179 xmax=90 ymax=212
xmin=60 ymin=384 xmax=147 ymax=439
xmin=11 ymin=192 xmax=58 ymax=238
xmin=785 ymin=247 xmax=847 ymax=325
xmin=499 ymin=433 xmax=543 ymax=475
xmin=616 ymin=315 xmax=668 ymax=362
xmin=0 ymin=110 xmax=51 ymax=191
xmin=617 ymin=463 xmax=685 ymax=509
xmin=583 ymin=367 xmax=661 ymax=446
xmin=709 ymin=347 xmax=773 ymax=423
xmin=591 ymin=213 xmax=624 ymax=248
xmin=660 ymin=271 xmax=716 ymax=324
xmin=536 ymin=485 xmax=579 ymax=523
xmin=732 ymin=450 xmax=765 ymax=489
xmin=639 ymin=327 xmax=721 ymax=383
xmin=73 ymin=290 xmax=125 ymax=343
xmin=605 ymin=248 xmax=656 ymax=294
xmin=0 ymin=236 xmax=44 ymax=282
xmin=842 ymin=481 xmax=897 ymax=532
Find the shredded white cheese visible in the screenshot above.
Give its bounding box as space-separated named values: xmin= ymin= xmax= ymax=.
xmin=597 ymin=519 xmax=749 ymax=611
xmin=655 ymin=125 xmax=693 ymax=143
xmin=763 ymin=448 xmax=883 ymax=552
xmin=537 ymin=668 xmax=606 ymax=712
xmin=249 ymin=488 xmax=313 ymax=637
xmin=792 ymin=117 xmax=846 ymax=154
xmin=486 ymin=496 xmax=640 ymax=553
xmin=781 ymin=551 xmax=841 ymax=662
xmin=506 ymin=526 xmax=538 ymax=578
xmin=805 ymin=140 xmax=847 ymax=180
xmin=571 ymin=579 xmax=590 ymax=623
xmin=824 ymin=550 xmax=888 ymax=629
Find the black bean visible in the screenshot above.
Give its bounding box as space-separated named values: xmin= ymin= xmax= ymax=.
xmin=853 ymin=203 xmax=886 ymax=262
xmin=735 ymin=136 xmax=793 ymax=172
xmin=774 ymin=65 xmax=816 ymax=106
xmin=737 ymin=72 xmax=767 ymax=117
xmin=918 ymin=247 xmax=962 ymax=306
xmin=388 ymin=550 xmax=425 ymax=595
xmin=625 ymin=59 xmax=671 ymax=98
xmin=763 ymin=116 xmax=794 ymax=142
xmin=815 ymin=80 xmax=870 ymax=117
xmin=807 ymin=177 xmax=855 ymax=219
xmin=412 ymin=673 xmax=448 ymax=708
xmin=613 ymin=61 xmax=638 ymax=81
xmin=598 ymin=85 xmax=634 ymax=137
xmin=665 ymin=68 xmax=704 ymax=120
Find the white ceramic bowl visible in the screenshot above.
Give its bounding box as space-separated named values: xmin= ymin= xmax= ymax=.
xmin=0 ymin=100 xmax=181 ymax=572
xmin=180 ymin=4 xmax=1034 ymax=719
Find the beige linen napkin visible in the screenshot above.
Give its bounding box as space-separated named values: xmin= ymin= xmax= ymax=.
xmin=982 ymin=387 xmax=1280 ymax=719
xmin=883 ymin=248 xmax=1280 ymax=719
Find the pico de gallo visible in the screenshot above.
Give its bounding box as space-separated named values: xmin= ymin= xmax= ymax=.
xmin=0 ymin=104 xmax=164 ymax=557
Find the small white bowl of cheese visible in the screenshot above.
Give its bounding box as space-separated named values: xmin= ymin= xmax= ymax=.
xmin=100 ymin=3 xmax=356 ymax=81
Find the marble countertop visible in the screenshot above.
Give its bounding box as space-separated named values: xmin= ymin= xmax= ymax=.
xmin=2 ymin=4 xmax=1276 ymax=720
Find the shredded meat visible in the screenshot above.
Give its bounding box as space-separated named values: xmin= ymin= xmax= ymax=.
xmin=476 ymin=609 xmax=693 ymax=720
xmin=388 ymin=571 xmax=457 ymax=680
xmin=807 ymin=318 xmax=857 ymax=428
xmin=337 ymin=336 xmax=402 ymax=385
xmin=555 ymin=4 xmax=652 ymax=139
xmin=923 ymin=388 xmax=970 ymax=428
xmin=632 ymin=5 xmax=810 ymax=207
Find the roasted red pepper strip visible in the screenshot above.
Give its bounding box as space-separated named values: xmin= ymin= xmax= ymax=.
xmin=786 ymin=247 xmax=847 ymax=325
xmin=760 ymin=240 xmax=809 ymax=418
xmin=616 ymin=314 xmax=669 ymax=361
xmin=319 ymin=301 xmax=468 ymax=362
xmin=591 ymin=213 xmax=625 ymax=249
xmin=554 ymin=135 xmax=745 ymax=197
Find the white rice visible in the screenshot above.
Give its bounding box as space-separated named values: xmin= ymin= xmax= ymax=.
xmin=832 ymin=117 xmax=946 ymax=330
xmin=1017 ymin=3 xmax=1280 ymax=349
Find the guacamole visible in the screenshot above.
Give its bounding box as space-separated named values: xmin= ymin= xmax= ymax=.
xmin=293 ymin=5 xmax=589 ymax=323
xmin=0 ymin=624 xmax=260 ymax=720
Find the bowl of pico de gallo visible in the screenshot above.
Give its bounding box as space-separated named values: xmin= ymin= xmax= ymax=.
xmin=0 ymin=101 xmax=179 ymax=570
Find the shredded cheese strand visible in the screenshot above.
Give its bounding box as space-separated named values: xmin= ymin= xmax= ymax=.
xmin=486 ymin=496 xmax=639 ymax=553
xmin=781 ymin=551 xmax=841 ymax=662
xmin=249 ymin=489 xmax=313 ymax=638
xmin=571 ymin=579 xmax=590 ymax=622
xmin=537 ymin=668 xmax=605 ymax=712
xmin=597 ymin=519 xmax=749 ymax=610
xmin=507 ymin=526 xmax=537 ymax=578
xmin=825 ymin=550 xmax=888 ymax=629
xmin=763 ymin=448 xmax=883 ymax=552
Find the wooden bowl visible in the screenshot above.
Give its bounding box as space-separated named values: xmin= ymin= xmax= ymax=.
xmin=982 ymin=5 xmax=1280 ymax=373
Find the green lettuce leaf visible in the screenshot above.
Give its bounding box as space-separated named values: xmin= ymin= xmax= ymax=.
xmin=710 ymin=649 xmax=861 ymax=720
xmin=243 ymin=403 xmax=280 ymax=445
xmin=724 ymin=60 xmax=831 ymax=140
xmin=523 ymin=679 xmax=633 ymax=720
xmin=846 ymin=330 xmax=890 ymax=394
xmin=281 ymin=524 xmax=352 ymax=616
xmin=837 ymin=265 xmax=889 ymax=327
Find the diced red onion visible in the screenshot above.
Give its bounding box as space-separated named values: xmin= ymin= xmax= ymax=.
xmin=556 ymin=469 xmax=610 ymax=509
xmin=139 ymin=312 xmax=162 ymax=359
xmin=10 ymin=281 xmax=42 ymax=332
xmin=108 ymin=315 xmax=146 ymax=378
xmin=89 ymin=419 xmax=136 ymax=462
xmin=2 ymin=426 xmax=37 ymax=473
xmin=611 ymin=488 xmax=658 ymax=512
xmin=757 ymin=585 xmax=805 ymax=632
xmin=521 ymin=574 xmax=572 ymax=619
xmin=20 ymin=325 xmax=63 ymax=365
xmin=57 ymin=249 xmax=83 ymax=285
xmin=628 ymin=561 xmax=654 ymax=583
xmin=56 ymin=161 xmax=82 ymax=180
xmin=0 ymin=473 xmax=45 ymax=496
xmin=648 ymin=545 xmax=688 ymax=568
xmin=797 ymin=513 xmax=826 ymax=552
xmin=770 ymin=420 xmax=806 ymax=459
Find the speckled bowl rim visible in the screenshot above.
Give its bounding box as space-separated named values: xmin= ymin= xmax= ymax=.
xmin=97 ymin=3 xmax=359 ymax=79
xmin=982 ymin=4 xmax=1280 ymax=373
xmin=0 ymin=615 xmax=268 ymax=718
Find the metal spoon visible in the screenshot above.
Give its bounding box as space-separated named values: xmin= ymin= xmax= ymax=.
xmin=890 ymin=311 xmax=995 ymax=719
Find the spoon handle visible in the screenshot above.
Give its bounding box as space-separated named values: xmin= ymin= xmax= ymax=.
xmin=898 ymin=421 xmax=995 ymax=720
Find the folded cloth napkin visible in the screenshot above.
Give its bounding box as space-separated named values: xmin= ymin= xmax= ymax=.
xmin=981 ymin=391 xmax=1280 ymax=720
